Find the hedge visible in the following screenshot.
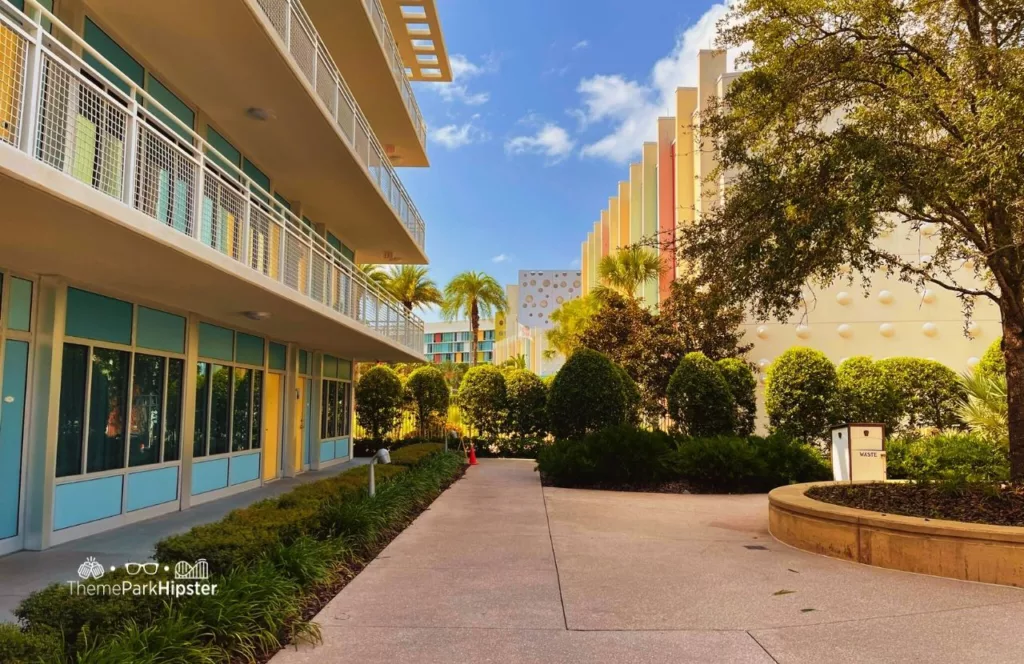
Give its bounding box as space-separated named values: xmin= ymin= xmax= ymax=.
xmin=505 ymin=370 xmax=548 ymax=438
xmin=886 ymin=432 xmax=1008 ymax=483
xmin=405 ymin=367 xmax=450 ymax=434
xmin=547 ymin=349 xmax=629 ymax=439
xmin=389 ymin=443 xmax=444 ymax=466
xmin=355 ymin=366 xmax=405 ymax=443
xmin=12 ymin=452 xmax=465 ymax=662
xmin=765 ymin=347 xmax=838 ymax=444
xmin=836 ymin=356 xmax=901 ymax=430
xmin=716 ymin=358 xmax=757 ymax=437
xmin=876 ymin=357 xmax=963 ymax=430
xmin=458 ymin=365 xmax=507 ymax=438
xmin=667 ymin=352 xmax=736 ymax=437
xmin=977 ymin=337 xmax=1005 ymax=383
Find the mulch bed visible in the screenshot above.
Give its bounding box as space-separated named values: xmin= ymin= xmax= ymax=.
xmin=258 ymin=463 xmax=468 ymax=663
xmin=807 ymin=483 xmax=1024 ymax=527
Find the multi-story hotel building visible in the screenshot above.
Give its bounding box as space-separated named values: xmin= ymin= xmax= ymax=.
xmin=0 ymin=0 xmax=450 ymax=553
xmin=423 ymin=320 xmax=496 ymax=365
xmin=579 ymin=50 xmax=1000 ymax=420
xmin=493 ymin=270 xmax=582 ymax=376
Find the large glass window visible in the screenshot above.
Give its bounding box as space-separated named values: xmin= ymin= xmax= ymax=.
xmin=165 ymin=359 xmax=184 ymax=462
xmin=86 ymin=348 xmax=129 ymax=473
xmin=129 ymin=354 xmax=164 ymax=467
xmin=55 ymin=344 xmax=88 ymax=477
xmin=193 ymin=362 xmax=264 ymax=456
xmin=319 ymin=379 xmax=351 ymax=439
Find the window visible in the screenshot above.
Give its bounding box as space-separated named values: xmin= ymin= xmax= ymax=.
xmin=193 ymin=362 xmax=264 ymax=457
xmin=55 ymin=345 xmax=184 ymax=478
xmin=320 ymin=379 xmax=351 ymax=439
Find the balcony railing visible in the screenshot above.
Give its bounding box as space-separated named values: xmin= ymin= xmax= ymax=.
xmin=0 ymin=0 xmax=424 ymax=354
xmin=253 ymin=0 xmax=426 ymax=250
xmin=362 ymin=0 xmax=428 ymax=142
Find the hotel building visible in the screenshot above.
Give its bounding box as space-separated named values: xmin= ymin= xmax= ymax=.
xmin=0 ymin=0 xmax=450 ymax=552
xmin=423 ymin=320 xmax=496 ymax=365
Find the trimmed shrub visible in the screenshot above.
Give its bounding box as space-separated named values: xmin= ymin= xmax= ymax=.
xmin=765 ymin=347 xmax=838 ymax=444
xmin=505 ymin=370 xmax=549 ymax=438
xmin=876 ymin=357 xmax=964 ymax=430
xmin=664 ymin=435 xmax=830 ymax=493
xmin=715 ymin=358 xmax=757 ymax=436
xmin=667 ymin=352 xmax=736 ymax=437
xmin=389 ymin=443 xmax=443 ymax=466
xmin=537 ymin=425 xmax=673 ymax=487
xmin=614 ymin=364 xmax=642 ymax=426
xmin=547 ymin=349 xmax=628 ymax=439
xmin=836 ymin=356 xmax=902 ymax=431
xmin=458 ymin=365 xmax=507 ymax=438
xmin=0 ymin=624 xmax=62 ymax=663
xmin=405 ymin=367 xmax=450 ymax=435
xmin=886 ymin=432 xmax=1008 ymax=483
xmin=977 ymin=337 xmax=1005 ymax=383
xmin=355 ymin=366 xmax=405 ymax=443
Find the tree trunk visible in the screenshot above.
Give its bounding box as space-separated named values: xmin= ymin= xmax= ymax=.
xmin=1002 ymin=312 xmax=1024 ymax=481
xmin=470 ymin=300 xmax=479 ymax=367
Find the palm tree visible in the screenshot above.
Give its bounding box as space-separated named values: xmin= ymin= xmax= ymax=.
xmin=387 ymin=265 xmax=443 ymax=312
xmin=442 ymin=271 xmax=507 ymax=366
xmin=597 ymin=246 xmax=663 ymax=301
xmin=958 ymin=371 xmax=1009 ymax=444
xmin=358 ymin=264 xmax=390 ymax=289
xmin=546 ymin=294 xmax=600 ymax=358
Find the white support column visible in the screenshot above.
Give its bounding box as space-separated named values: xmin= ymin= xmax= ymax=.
xmin=309 ymin=351 xmax=323 ymax=471
xmin=22 ymin=277 xmax=66 ymax=551
xmin=240 ymin=189 xmax=252 ymax=268
xmin=281 ymin=342 xmax=299 ymax=478
xmin=18 ymin=17 xmax=45 ymax=158
xmin=121 ymin=99 xmax=138 ymax=208
xmin=178 ymin=314 xmax=200 ymax=509
xmin=192 ymin=161 xmax=206 ymax=242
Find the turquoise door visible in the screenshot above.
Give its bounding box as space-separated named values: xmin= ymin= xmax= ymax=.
xmin=0 ymin=340 xmax=29 ymax=540
xmin=303 ymin=378 xmax=312 ymax=466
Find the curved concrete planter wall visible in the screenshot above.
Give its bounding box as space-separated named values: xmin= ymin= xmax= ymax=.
xmin=769 ymin=482 xmax=1024 ymax=588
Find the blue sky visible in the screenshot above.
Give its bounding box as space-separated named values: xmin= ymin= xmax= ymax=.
xmin=400 ymin=0 xmax=730 ymax=321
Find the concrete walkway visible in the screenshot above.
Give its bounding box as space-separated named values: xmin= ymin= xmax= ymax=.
xmin=0 ymin=458 xmax=368 ymax=622
xmin=272 ymin=459 xmax=1024 ymax=663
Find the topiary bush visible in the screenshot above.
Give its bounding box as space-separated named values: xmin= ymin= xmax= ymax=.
xmin=405 ymin=366 xmax=450 ymax=435
xmin=667 ymin=352 xmax=736 ymax=437
xmin=977 ymin=337 xmax=1005 ymax=383
xmin=885 ymin=432 xmax=1008 ymax=483
xmin=765 ymin=347 xmax=838 ymax=445
xmin=836 ymin=356 xmax=902 ymax=431
xmin=355 ymin=365 xmax=405 ymax=444
xmin=716 ymin=358 xmax=757 ymax=436
xmin=547 ymin=349 xmax=628 ymax=439
xmin=505 ymin=369 xmax=549 ymax=438
xmin=876 ymin=357 xmax=964 ymax=430
xmin=614 ymin=364 xmax=642 ymax=427
xmin=458 ymin=365 xmax=507 ymax=438
xmin=536 ymin=425 xmax=673 ymax=487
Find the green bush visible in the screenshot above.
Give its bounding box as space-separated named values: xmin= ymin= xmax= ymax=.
xmin=505 ymin=370 xmax=549 ymax=438
xmin=876 ymin=357 xmax=964 ymax=430
xmin=389 ymin=443 xmax=443 ymax=466
xmin=537 ymin=425 xmax=673 ymax=487
xmin=0 ymin=623 xmax=62 ymax=663
xmin=977 ymin=337 xmax=1005 ymax=383
xmin=836 ymin=356 xmax=902 ymax=430
xmin=405 ymin=366 xmax=450 ymax=435
xmin=355 ymin=366 xmax=405 ymax=443
xmin=886 ymin=432 xmax=1008 ymax=483
xmin=665 ymin=435 xmax=830 ymax=493
xmin=667 ymin=352 xmax=736 ymax=437
xmin=716 ymin=358 xmax=757 ymax=436
xmin=458 ymin=365 xmax=507 ymax=438
xmin=765 ymin=347 xmax=838 ymax=444
xmin=614 ymin=364 xmax=642 ymax=426
xmin=547 ymin=349 xmax=629 ymax=439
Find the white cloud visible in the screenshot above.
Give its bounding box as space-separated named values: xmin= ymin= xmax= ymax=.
xmin=435 ymin=54 xmax=495 ymax=106
xmin=576 ymin=3 xmax=731 ymax=163
xmin=492 ymin=253 xmax=511 ymax=263
xmin=505 ymin=122 xmax=576 ymax=164
xmin=430 ymin=122 xmax=488 ymax=150
xmin=572 ymin=40 xmax=590 ymax=51
xmin=570 ymin=258 xmax=581 ymax=267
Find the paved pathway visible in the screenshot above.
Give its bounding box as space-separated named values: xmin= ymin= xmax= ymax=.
xmin=273 ymin=460 xmax=1024 ymax=663
xmin=0 ymin=458 xmax=368 ymax=621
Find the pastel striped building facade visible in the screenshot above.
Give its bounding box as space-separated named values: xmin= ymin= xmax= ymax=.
xmin=423 ymin=320 xmax=496 ymax=365
xmin=578 ymin=49 xmax=1000 ymax=423
xmin=0 ymin=0 xmax=450 ymax=552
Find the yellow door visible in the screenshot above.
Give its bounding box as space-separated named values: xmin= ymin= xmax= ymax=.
xmin=262 ymin=373 xmax=283 ymax=481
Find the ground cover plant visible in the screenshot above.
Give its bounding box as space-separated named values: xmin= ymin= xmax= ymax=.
xmin=4 ymin=451 xmax=466 ymax=663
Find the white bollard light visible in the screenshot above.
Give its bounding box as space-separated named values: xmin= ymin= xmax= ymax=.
xmin=369 ymin=447 xmax=392 ymax=497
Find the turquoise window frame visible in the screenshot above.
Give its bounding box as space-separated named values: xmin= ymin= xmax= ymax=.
xmin=145 ymin=76 xmax=194 ymax=144
xmin=83 ymin=17 xmax=144 ymax=96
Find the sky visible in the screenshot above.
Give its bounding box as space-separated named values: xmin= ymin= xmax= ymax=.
xmin=399 ymin=0 xmax=731 ymax=321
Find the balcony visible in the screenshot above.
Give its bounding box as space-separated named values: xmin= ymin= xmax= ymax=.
xmin=0 ymin=2 xmax=423 ymax=357
xmin=78 ymin=0 xmax=427 ymax=263
xmin=303 ymin=0 xmax=432 ymax=166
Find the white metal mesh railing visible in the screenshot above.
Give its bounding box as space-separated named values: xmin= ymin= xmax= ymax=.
xmin=253 ymin=0 xmax=426 ymax=250
xmin=363 ymin=0 xmax=427 ymax=145
xmin=1 ymin=0 xmax=423 ymax=354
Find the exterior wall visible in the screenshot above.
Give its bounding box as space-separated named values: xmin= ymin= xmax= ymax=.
xmin=423 ymin=320 xmax=497 ymax=365
xmin=514 ymin=270 xmax=583 ymax=330
xmin=641 ymin=143 xmax=659 ymax=309
xmin=618 ymin=182 xmax=631 ymax=249
xmin=572 ymin=49 xmax=997 ymax=430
